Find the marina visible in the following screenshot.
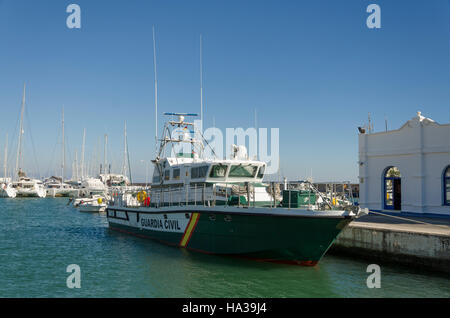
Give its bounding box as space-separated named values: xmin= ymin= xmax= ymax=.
xmin=0 ymin=0 xmax=449 ymax=301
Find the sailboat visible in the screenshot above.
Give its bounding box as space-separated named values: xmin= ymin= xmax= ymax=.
xmin=0 ymin=134 xmax=17 ymax=198
xmin=97 ymin=131 xmax=131 ymax=188
xmin=45 ymin=108 xmax=78 ymax=197
xmin=12 ymin=84 xmax=46 ymax=198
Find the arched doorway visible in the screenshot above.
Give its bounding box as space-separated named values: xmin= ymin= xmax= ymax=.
xmin=444 ymin=166 xmax=450 ymax=206
xmin=384 ymin=166 xmax=401 ymax=210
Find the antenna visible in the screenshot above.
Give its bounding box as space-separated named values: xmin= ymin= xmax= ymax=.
xmin=152 ymin=25 xmax=158 ymax=157
xmin=368 ymin=112 xmax=373 ymax=134
xmin=200 ymin=34 xmax=203 ymax=133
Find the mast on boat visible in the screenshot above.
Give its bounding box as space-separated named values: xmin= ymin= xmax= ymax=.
xmin=3 ymin=133 xmax=7 ymax=179
xmin=122 ymin=122 xmax=127 ymax=177
xmin=81 ymin=128 xmax=86 ymax=180
xmin=61 ymin=107 xmax=65 ymax=183
xmin=152 ymin=25 xmax=158 ymax=158
xmin=15 ymin=83 xmax=26 ymax=181
xmin=74 ymin=150 xmax=79 ymax=182
xmin=200 ymin=34 xmax=203 ymax=134
xmin=103 ymin=134 xmax=108 ymax=174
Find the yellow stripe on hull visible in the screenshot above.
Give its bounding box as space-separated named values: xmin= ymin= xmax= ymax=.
xmin=180 ymin=213 xmax=200 ymax=247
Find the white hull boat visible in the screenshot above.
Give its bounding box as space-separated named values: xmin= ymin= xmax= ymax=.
xmin=0 ymin=182 xmax=17 ymax=198
xmin=77 ymin=197 xmax=106 ymax=213
xmin=46 ymin=184 xmax=79 ymax=197
xmin=13 ymin=177 xmax=47 ymax=198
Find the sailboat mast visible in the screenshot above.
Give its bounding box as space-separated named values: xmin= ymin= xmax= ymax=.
xmin=81 ymin=128 xmax=86 ymax=180
xmin=104 ymin=134 xmax=108 ymax=175
xmin=74 ymin=150 xmax=78 ymax=181
xmin=153 ymin=25 xmax=158 ymax=157
xmin=3 ymin=133 xmax=7 ymax=179
xmin=122 ymin=122 xmax=127 ymax=177
xmin=61 ymin=107 xmax=65 ymax=182
xmin=15 ymin=83 xmax=26 ymax=180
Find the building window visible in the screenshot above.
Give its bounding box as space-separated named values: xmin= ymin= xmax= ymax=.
xmin=444 ymin=166 xmax=450 ymax=206
xmin=384 ymin=166 xmax=401 ymax=210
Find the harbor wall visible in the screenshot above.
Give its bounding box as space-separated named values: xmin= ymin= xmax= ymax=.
xmin=330 ymin=223 xmax=450 ymax=273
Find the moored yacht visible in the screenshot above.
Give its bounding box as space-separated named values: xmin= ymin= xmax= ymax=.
xmin=13 ymin=172 xmax=46 ymax=198
xmin=106 ymin=113 xmax=367 ymax=266
xmin=79 ymin=177 xmax=107 ymax=197
xmin=0 ymin=178 xmax=17 ymax=198
xmin=44 ymin=177 xmax=79 ymax=197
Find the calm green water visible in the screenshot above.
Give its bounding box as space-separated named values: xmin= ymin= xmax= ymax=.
xmin=0 ymin=198 xmax=448 ymax=298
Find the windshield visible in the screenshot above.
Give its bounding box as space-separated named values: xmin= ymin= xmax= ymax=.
xmin=257 ymin=165 xmax=265 ymax=179
xmin=229 ymin=165 xmax=257 ymax=178
xmin=209 ymin=165 xmax=228 ymax=178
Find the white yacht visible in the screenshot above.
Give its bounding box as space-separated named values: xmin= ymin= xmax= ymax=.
xmin=45 ymin=177 xmax=79 ymax=197
xmin=0 ymin=135 xmax=17 ymax=198
xmin=0 ymin=178 xmax=17 ymax=198
xmin=78 ymin=198 xmax=106 ymax=213
xmin=99 ymin=173 xmax=130 ymax=187
xmin=13 ymin=173 xmax=46 ymax=198
xmin=10 ymin=85 xmax=46 ymax=198
xmin=45 ymin=108 xmax=78 ymax=197
xmin=78 ymin=177 xmax=107 ymax=197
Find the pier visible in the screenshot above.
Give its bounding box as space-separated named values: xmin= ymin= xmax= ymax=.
xmin=330 ymin=213 xmax=450 ymax=273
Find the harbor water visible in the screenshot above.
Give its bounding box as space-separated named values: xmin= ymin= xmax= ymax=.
xmin=0 ymin=198 xmax=448 ymax=298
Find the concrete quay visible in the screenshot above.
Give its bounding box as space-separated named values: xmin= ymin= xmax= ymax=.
xmin=329 ymin=213 xmax=450 ymax=273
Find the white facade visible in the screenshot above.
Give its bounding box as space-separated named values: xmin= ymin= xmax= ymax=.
xmin=359 ymin=112 xmax=450 ymax=216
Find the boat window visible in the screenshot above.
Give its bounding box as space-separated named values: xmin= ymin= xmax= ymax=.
xmin=191 ymin=166 xmax=209 ymax=179
xmin=152 ymin=170 xmax=161 ymax=183
xmin=229 ymin=165 xmax=258 ymax=178
xmin=164 ymin=170 xmax=170 ymax=181
xmin=257 ymin=165 xmax=265 ymax=179
xmin=173 ymin=168 xmax=180 ymax=180
xmin=209 ymin=165 xmax=228 ymax=178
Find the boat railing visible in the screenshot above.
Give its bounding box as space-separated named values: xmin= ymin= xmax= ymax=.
xmin=109 ymin=181 xmax=356 ymax=211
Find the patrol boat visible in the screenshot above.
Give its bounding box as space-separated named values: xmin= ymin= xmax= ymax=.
xmin=106 ymin=113 xmax=366 ymax=266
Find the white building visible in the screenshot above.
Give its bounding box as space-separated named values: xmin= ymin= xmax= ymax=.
xmin=359 ymin=111 xmax=450 ymax=217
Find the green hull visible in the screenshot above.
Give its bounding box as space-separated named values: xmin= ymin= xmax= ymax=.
xmin=107 ymin=208 xmax=353 ymax=265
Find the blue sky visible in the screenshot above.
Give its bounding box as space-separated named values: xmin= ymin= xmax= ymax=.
xmin=0 ymin=0 xmax=449 ymax=182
